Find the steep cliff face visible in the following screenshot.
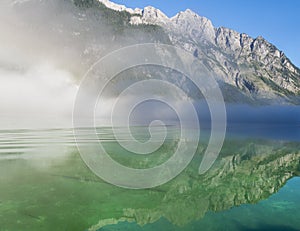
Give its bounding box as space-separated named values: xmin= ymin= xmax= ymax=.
xmin=98 ymin=0 xmax=300 ymax=103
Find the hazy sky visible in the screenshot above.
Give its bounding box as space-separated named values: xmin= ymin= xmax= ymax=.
xmin=113 ymin=0 xmax=300 ymax=68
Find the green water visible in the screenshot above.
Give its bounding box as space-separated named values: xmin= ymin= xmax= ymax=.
xmin=100 ymin=177 xmax=300 ymax=231
xmin=0 ymin=128 xmax=299 ymax=231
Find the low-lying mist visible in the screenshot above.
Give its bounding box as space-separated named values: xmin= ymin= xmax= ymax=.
xmin=0 ymin=0 xmax=299 ymax=141
xmin=0 ymin=0 xmax=121 ymax=129
xmin=0 ymin=65 xmax=77 ymax=129
xmin=0 ymin=0 xmax=170 ymax=129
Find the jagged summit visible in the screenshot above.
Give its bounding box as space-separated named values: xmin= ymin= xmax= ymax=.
xmin=95 ymin=0 xmax=300 ymax=102
xmin=96 ymin=0 xmax=141 ymax=14
xmin=10 ymin=0 xmax=300 ymax=103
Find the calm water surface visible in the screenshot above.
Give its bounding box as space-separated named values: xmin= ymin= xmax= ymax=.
xmin=0 ymin=126 xmax=299 ymax=231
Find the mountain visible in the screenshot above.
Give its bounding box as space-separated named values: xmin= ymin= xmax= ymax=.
xmin=7 ymin=0 xmax=300 ymax=104
xmin=96 ymin=0 xmax=300 ymax=104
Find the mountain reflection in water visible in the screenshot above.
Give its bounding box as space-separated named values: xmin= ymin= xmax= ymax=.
xmin=0 ymin=127 xmax=299 ymax=231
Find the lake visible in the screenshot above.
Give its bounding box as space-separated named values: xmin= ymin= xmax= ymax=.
xmin=0 ymin=125 xmax=299 ymax=231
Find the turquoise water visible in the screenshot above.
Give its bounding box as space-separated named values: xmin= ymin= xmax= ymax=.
xmin=0 ymin=127 xmax=299 ymax=231
xmin=100 ymin=177 xmax=300 ymax=231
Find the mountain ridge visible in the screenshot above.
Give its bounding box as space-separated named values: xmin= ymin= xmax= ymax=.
xmin=9 ymin=0 xmax=300 ymax=104
xmin=95 ymin=0 xmax=300 ymax=103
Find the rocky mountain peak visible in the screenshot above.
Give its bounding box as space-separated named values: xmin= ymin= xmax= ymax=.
xmin=172 ymin=9 xmax=199 ymax=19
xmin=97 ymin=0 xmax=300 ymax=101
xmin=140 ymin=6 xmax=169 ymax=25
xmin=5 ymin=0 xmax=300 ymax=104
xmin=97 ymin=0 xmax=142 ymax=14
xmin=170 ymin=9 xmax=215 ymax=42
